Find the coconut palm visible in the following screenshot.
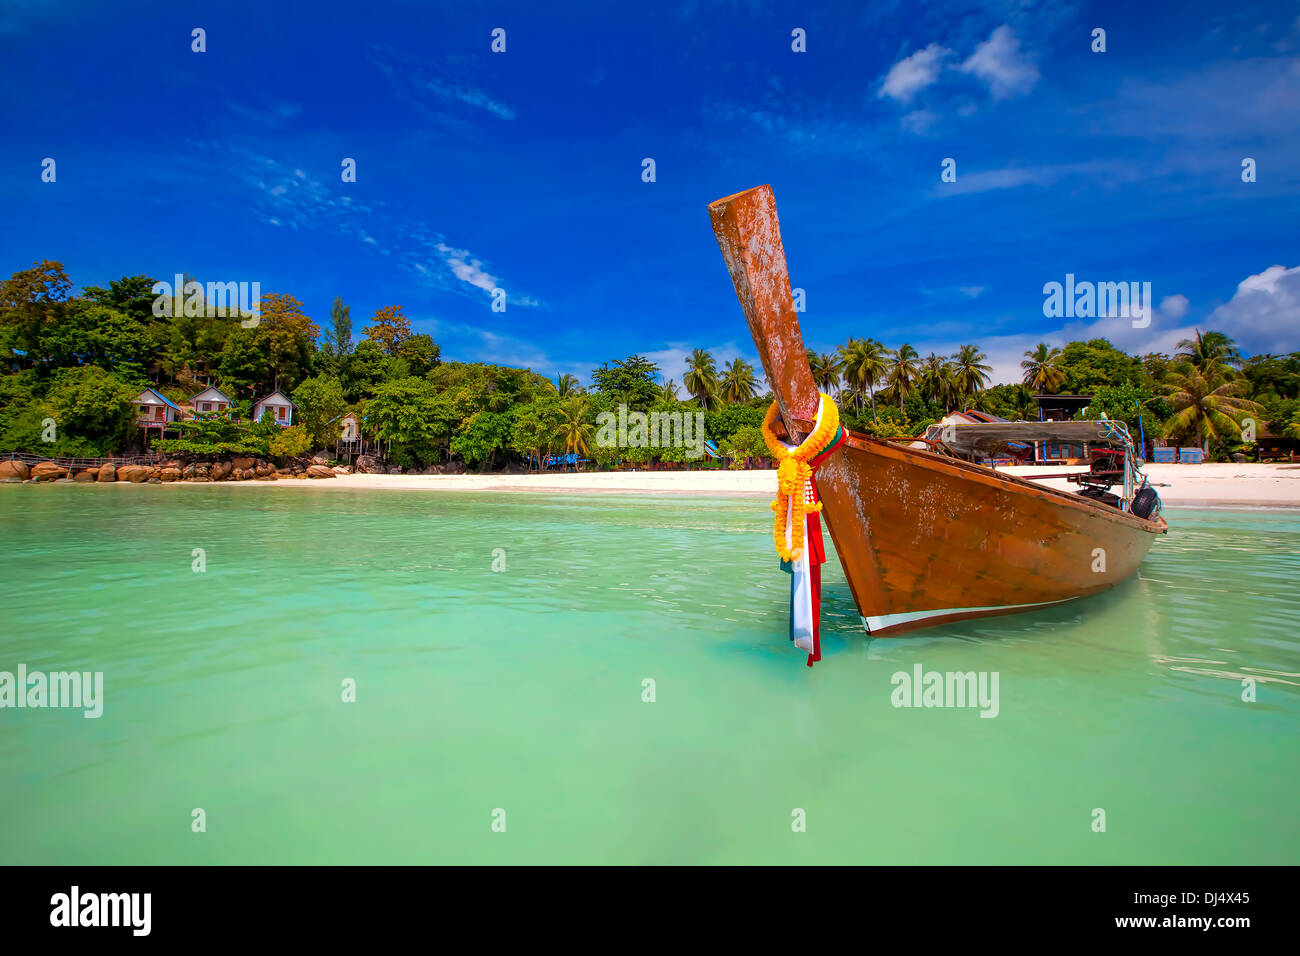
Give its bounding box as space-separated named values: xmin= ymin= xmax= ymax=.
xmin=919 ymin=353 xmax=958 ymax=412
xmin=885 ymin=344 xmax=921 ymax=412
xmin=683 ymin=348 xmax=719 ymax=410
xmin=1021 ymin=343 xmax=1066 ymax=393
xmin=720 ymin=357 xmax=758 ymax=404
xmin=658 ymin=378 xmax=680 ymax=402
xmin=554 ymin=373 xmax=579 ymax=398
xmin=951 ymin=344 xmax=992 ymax=408
xmin=807 ymin=350 xmax=842 ymax=398
xmin=557 ymin=396 xmax=593 ymax=463
xmin=838 ymin=337 xmax=889 ymax=420
xmin=1161 ymin=367 xmax=1263 ymax=452
xmin=1175 ymin=329 xmax=1241 ymax=378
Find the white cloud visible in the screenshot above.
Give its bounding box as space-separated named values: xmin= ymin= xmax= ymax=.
xmin=1206 ymin=264 xmax=1300 ymax=354
xmin=960 ymin=26 xmax=1039 ymax=100
xmin=900 ymin=109 xmax=939 ymax=134
xmin=879 ymin=43 xmax=952 ymax=103
xmin=1158 ymin=294 xmax=1189 ymax=320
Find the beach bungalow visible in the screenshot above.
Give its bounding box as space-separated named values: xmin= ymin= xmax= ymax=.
xmin=338 ymin=412 xmax=360 ymax=442
xmin=252 ymin=390 xmax=294 ymax=427
xmin=135 ymin=388 xmax=181 ymax=429
xmin=191 ymin=385 xmax=235 ymax=416
xmin=1033 ymin=393 xmax=1092 ymax=422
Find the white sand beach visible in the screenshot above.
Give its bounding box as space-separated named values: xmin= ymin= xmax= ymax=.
xmin=221 ymin=462 xmax=1300 ymax=507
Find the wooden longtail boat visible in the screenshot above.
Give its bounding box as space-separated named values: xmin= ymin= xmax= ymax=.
xmin=709 ymin=185 xmax=1167 ymax=637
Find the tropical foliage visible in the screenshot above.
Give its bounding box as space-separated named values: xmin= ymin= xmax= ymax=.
xmin=0 ymin=260 xmax=1292 ymax=465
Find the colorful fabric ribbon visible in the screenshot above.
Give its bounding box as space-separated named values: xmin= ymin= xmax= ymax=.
xmin=761 ymin=394 xmax=846 ymax=666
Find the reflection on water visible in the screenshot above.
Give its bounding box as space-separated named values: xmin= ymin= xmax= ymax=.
xmin=0 ymin=488 xmax=1297 ymax=864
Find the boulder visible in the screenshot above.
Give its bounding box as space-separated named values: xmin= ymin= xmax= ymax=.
xmin=255 ymin=462 xmax=275 ymax=477
xmin=160 ymin=467 xmax=181 ymax=482
xmin=0 ymin=460 xmax=30 ymax=480
xmin=231 ymin=456 xmax=257 ymax=472
xmin=209 ymin=461 xmax=233 ymax=481
xmin=73 ymin=468 xmax=99 ymax=482
xmin=235 ymin=467 xmax=255 ymax=480
xmin=307 ymin=464 xmax=336 ymax=479
xmin=333 ymin=465 xmax=352 ymax=475
xmin=119 ymin=465 xmax=150 ymax=483
xmin=30 ymin=462 xmax=67 ymax=480
xmin=355 ymin=455 xmax=380 ymax=474
xmin=96 ymin=463 xmax=117 ymax=482
xmin=147 ymin=477 xmax=162 ymax=484
xmin=147 ymin=466 xmax=161 ymax=480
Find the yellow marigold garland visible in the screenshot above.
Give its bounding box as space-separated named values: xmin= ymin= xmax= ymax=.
xmin=761 ymin=394 xmax=840 ymax=561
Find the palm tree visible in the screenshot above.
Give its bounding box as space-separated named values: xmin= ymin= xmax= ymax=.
xmin=554 ymin=373 xmax=579 ymax=398
xmin=658 ymin=378 xmax=680 ymax=402
xmin=683 ymin=348 xmax=719 ymax=410
xmin=720 ymin=357 xmax=758 ymax=404
xmin=919 ymin=353 xmax=958 ymax=412
xmin=838 ymin=337 xmax=889 ymax=420
xmin=951 ymin=344 xmax=992 ymax=408
xmin=807 ymin=350 xmax=842 ymax=398
xmin=885 ymin=344 xmax=921 ymax=412
xmin=1021 ymin=343 xmax=1066 ymax=393
xmin=557 ymin=396 xmax=593 ymax=466
xmin=1175 ymin=329 xmax=1241 ymax=378
xmin=1161 ymin=367 xmax=1263 ymax=452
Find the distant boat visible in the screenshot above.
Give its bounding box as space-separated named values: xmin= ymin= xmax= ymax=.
xmin=709 ymin=185 xmax=1167 ymax=637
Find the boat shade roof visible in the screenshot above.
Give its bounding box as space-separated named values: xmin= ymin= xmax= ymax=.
xmin=924 ymin=420 xmax=1132 ymax=456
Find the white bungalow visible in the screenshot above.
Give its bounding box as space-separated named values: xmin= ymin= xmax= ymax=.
xmin=191 ymin=385 xmax=235 ymax=416
xmin=338 ymin=412 xmax=360 ymax=442
xmin=135 ymin=388 xmax=181 ymax=429
xmin=252 ymin=389 xmax=294 ymax=427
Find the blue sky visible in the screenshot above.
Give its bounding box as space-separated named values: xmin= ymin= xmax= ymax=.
xmin=3 ymin=0 xmax=1299 ymax=386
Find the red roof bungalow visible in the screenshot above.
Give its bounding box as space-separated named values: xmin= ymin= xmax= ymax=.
xmin=252 ymin=389 xmax=294 ymax=427
xmin=192 ymin=385 xmax=235 ymax=416
xmin=135 ymin=388 xmax=181 ymax=429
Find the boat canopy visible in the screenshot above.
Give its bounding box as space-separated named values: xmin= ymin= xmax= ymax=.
xmin=923 ymin=419 xmax=1134 ymax=457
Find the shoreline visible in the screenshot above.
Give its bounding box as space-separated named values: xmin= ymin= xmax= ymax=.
xmin=9 ymin=462 xmax=1295 ymax=508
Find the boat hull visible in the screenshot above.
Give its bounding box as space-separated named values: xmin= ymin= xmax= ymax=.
xmin=814 ymin=433 xmax=1165 ymax=635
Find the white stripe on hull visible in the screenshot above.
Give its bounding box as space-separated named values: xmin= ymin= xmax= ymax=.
xmin=863 ymin=598 xmax=1074 ymax=633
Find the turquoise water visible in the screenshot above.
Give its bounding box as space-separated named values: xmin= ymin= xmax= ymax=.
xmin=0 ymin=485 xmax=1297 ymax=864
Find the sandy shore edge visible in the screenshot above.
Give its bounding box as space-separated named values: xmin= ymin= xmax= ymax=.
xmin=60 ymin=462 xmax=1298 ymax=507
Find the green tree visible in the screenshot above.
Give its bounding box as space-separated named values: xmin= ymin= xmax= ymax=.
xmin=591 ymin=355 xmax=660 ymax=410
xmin=1058 ymin=339 xmax=1144 ymax=393
xmin=1161 ymin=367 xmax=1263 ymax=454
xmin=885 ymin=344 xmax=921 ymax=412
xmin=451 ymin=409 xmax=514 ymax=469
xmin=292 ymin=376 xmax=348 ymax=447
xmin=838 ymin=337 xmax=888 ymax=419
xmin=807 ymin=351 xmax=842 ymax=398
xmin=396 ymin=333 xmax=440 ymax=376
xmin=683 ymin=349 xmax=719 ymax=410
xmin=720 ymin=357 xmax=758 ymax=404
xmin=1021 ymin=343 xmax=1066 ymax=393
